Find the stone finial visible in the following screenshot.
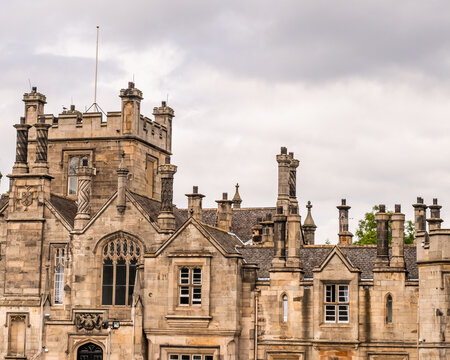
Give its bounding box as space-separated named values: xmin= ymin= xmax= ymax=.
xmin=216 ymin=192 xmax=233 ymax=232
xmin=391 ymin=204 xmax=406 ymax=270
xmin=116 ymin=151 xmax=129 ymax=214
xmin=232 ymin=183 xmax=242 ymax=208
xmin=185 ymin=186 xmax=205 ymax=222
xmin=303 ymin=201 xmax=317 ymax=245
xmin=427 ymin=198 xmax=443 ymax=231
xmin=374 ymin=204 xmax=390 ymax=269
xmin=337 ymin=199 xmax=353 ymax=245
xmin=413 ymin=196 xmax=427 ymax=234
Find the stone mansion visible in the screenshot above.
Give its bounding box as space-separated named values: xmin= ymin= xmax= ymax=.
xmin=0 ymin=83 xmax=448 ymax=360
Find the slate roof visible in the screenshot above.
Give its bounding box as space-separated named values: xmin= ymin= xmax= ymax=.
xmin=177 ymin=207 xmax=276 ymax=242
xmin=200 ymin=223 xmax=244 ymax=254
xmin=49 ymin=194 xmax=77 ymax=227
xmin=0 ymin=196 xmax=8 ymax=212
xmin=237 ymin=245 xmax=418 ymax=281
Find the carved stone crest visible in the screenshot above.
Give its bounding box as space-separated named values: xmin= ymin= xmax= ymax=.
xmin=15 ymin=186 xmax=38 ymax=211
xmin=75 ymin=313 xmax=102 ymax=331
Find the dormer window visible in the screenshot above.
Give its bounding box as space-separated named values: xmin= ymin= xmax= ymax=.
xmin=324 ymin=284 xmax=349 ymax=323
xmin=179 ymin=267 xmax=202 ymax=306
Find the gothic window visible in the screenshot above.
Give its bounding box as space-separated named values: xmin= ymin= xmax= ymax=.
xmin=324 ymin=284 xmax=349 ymax=323
xmin=77 ymin=342 xmax=103 ymax=360
xmin=68 ymin=155 xmax=89 ymax=195
xmin=386 ymin=294 xmax=393 ymax=324
xmin=8 ymin=315 xmax=26 ymax=356
xmin=54 ymin=248 xmax=65 ymax=305
xmin=102 ymin=237 xmax=141 ymax=306
xmin=282 ymin=294 xmax=288 ymax=323
xmin=179 ymin=267 xmax=202 ymax=306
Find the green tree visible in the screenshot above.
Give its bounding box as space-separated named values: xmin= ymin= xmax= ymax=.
xmin=354 ymin=206 xmax=414 ymax=245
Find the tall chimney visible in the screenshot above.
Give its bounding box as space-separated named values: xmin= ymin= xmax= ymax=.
xmin=33 ymin=115 xmax=51 ymax=174
xmin=153 ymin=100 xmax=175 ymax=153
xmin=216 ymin=193 xmax=233 ymax=232
xmin=271 ymin=206 xmax=287 ymax=268
xmin=276 ymin=147 xmax=291 ymax=215
xmin=23 ymin=86 xmax=46 ymax=126
xmin=13 ymin=117 xmax=31 ymax=174
xmin=288 ymin=152 xmax=299 ymax=206
xmin=427 ymin=198 xmax=443 ymax=231
xmin=390 ymin=204 xmax=406 ymax=270
xmin=157 ymin=156 xmax=178 ymax=232
xmin=74 ymin=165 xmax=95 ymax=230
xmin=119 ymin=82 xmax=143 ymax=135
xmin=303 ymin=201 xmax=317 ymax=245
xmin=374 ymin=204 xmax=390 ymax=269
xmin=116 ymin=151 xmax=129 ymax=214
xmin=337 ymin=199 xmax=353 ymax=245
xmin=185 ymin=186 xmax=205 ymax=222
xmin=413 ymin=197 xmax=427 ymax=234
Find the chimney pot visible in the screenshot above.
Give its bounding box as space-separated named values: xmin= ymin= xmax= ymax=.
xmin=193 ymin=186 xmax=198 ymax=194
xmin=20 ymin=117 xmax=25 ymax=124
xmin=395 ymin=204 xmax=401 ymax=213
xmin=417 ymin=196 xmax=423 ymax=204
xmin=32 ymin=86 xmax=37 ymax=92
xmin=222 ymin=192 xmax=228 ymax=200
xmin=289 ymin=152 xmax=294 ymax=158
xmin=165 ymin=156 xmax=171 ymax=164
xmin=128 ymin=81 xmax=135 ymax=89
xmin=162 ymin=101 xmax=166 ymax=107
xmin=341 ymin=199 xmax=346 ymax=205
xmin=70 ymin=105 xmax=75 ymax=111
xmin=379 ymin=204 xmax=386 ymax=213
xmin=433 ymin=198 xmax=438 ymax=205
xmin=281 ymin=147 xmax=287 ymax=154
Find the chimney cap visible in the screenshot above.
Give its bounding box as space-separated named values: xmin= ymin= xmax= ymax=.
xmin=379 ymin=204 xmax=386 ymax=213
xmin=281 ymin=146 xmax=287 ymax=154
xmin=193 ymin=186 xmax=198 ymax=194
xmin=222 ymin=192 xmax=228 ymax=200
xmin=395 ymin=204 xmax=401 ymax=213
xmin=433 ymin=198 xmax=438 ymax=205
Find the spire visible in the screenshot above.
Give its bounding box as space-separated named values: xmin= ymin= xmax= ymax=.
xmin=232 ymin=183 xmax=242 ymax=208
xmin=303 ymin=201 xmax=317 ymax=245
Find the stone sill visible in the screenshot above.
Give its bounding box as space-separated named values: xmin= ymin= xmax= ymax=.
xmin=5 ymin=356 xmax=27 ymax=360
xmin=165 ymin=314 xmax=212 ymax=328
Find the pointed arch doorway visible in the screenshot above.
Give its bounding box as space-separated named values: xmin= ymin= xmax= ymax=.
xmin=77 ymin=342 xmax=103 ymax=360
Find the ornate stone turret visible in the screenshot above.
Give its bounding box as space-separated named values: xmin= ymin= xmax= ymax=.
xmin=427 ymin=198 xmax=443 ymax=231
xmin=116 ymin=151 xmax=129 ymax=215
xmin=120 ymin=82 xmax=143 ymax=135
xmin=337 ymin=199 xmax=353 ymax=245
xmin=74 ymin=162 xmax=95 ymax=230
xmin=232 ymin=183 xmax=242 ymax=208
xmin=13 ymin=117 xmax=31 ymax=174
xmin=153 ymin=101 xmax=175 ymax=152
xmin=374 ymin=204 xmax=390 ymax=269
xmin=23 ymin=86 xmax=46 ymax=126
xmin=413 ymin=196 xmax=427 ymax=235
xmin=390 ymin=204 xmax=406 ymax=270
xmin=157 ymin=156 xmax=177 ymax=232
xmin=276 ymin=147 xmax=291 ymax=215
xmin=33 ymin=115 xmax=51 ymax=174
xmin=216 ymin=193 xmax=233 ymax=232
xmin=303 ymin=201 xmax=317 ymax=245
xmin=185 ymin=186 xmax=205 ymax=222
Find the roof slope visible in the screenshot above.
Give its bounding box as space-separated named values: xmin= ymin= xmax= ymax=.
xmin=238 ymin=245 xmax=418 ymax=280
xmin=50 ymin=194 xmax=77 ymax=227
xmin=0 ymin=196 xmax=8 ymax=212
xmin=200 ymin=223 xmax=243 ymax=254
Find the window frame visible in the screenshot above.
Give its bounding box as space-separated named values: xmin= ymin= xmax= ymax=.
xmin=53 ymin=247 xmax=66 ymax=305
xmin=101 ymin=237 xmax=141 ymax=306
xmin=324 ymin=284 xmax=349 ymax=324
xmin=61 ymin=149 xmax=94 ymax=197
xmin=178 ymin=267 xmax=202 ymax=307
xmin=386 ymin=294 xmax=393 ymax=324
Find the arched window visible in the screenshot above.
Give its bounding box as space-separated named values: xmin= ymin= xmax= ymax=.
xmin=282 ymin=294 xmax=288 ymax=323
xmin=102 ymin=237 xmax=141 ymax=306
xmin=386 ymin=294 xmax=393 ymax=324
xmin=54 ymin=248 xmax=65 ymax=305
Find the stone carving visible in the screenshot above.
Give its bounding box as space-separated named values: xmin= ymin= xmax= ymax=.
xmin=75 ymin=313 xmax=102 ymax=331
xmin=15 ymin=186 xmax=37 ymax=211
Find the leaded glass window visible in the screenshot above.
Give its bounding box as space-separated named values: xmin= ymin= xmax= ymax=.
xmin=54 ymin=248 xmax=65 ymax=305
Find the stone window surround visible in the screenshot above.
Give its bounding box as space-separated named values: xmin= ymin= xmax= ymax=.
xmin=59 ymin=148 xmax=95 ymax=198
xmin=161 ymin=345 xmax=218 ymax=360
xmin=320 ymin=280 xmax=351 ymax=326
xmin=4 ymin=312 xmax=30 ymax=358
xmin=53 ymin=245 xmax=66 ymax=305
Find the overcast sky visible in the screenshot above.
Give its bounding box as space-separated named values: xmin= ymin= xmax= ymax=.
xmin=2 ymin=1 xmax=450 ymax=243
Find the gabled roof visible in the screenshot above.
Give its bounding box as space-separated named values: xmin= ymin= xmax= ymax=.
xmin=177 ymin=207 xmax=276 ymax=242
xmin=49 ymin=194 xmax=77 ymax=227
xmin=155 ymin=217 xmax=244 ymax=257
xmin=313 ymin=246 xmax=360 ymax=273
xmin=237 ymin=245 xmax=418 ymax=280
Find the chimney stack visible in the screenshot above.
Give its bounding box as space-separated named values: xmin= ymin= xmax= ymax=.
xmin=23 ymin=86 xmax=46 ymax=125
xmin=337 ymin=199 xmax=353 ymax=245
xmin=374 ymin=204 xmax=390 ymax=269
xmin=271 ymin=206 xmax=287 ymax=268
xmin=185 ymin=186 xmax=205 ymax=222
xmin=216 ymin=192 xmax=233 ymax=232
xmin=427 ymin=198 xmax=443 ymax=231
xmin=153 ymin=101 xmax=175 ymax=153
xmin=13 ymin=117 xmax=31 ymax=174
xmin=74 ymin=165 xmax=95 ymax=230
xmin=116 ymin=151 xmax=129 ymax=214
xmin=261 ymin=213 xmax=274 ymax=246
xmin=120 ymin=82 xmax=143 ymax=135
xmin=390 ymin=204 xmax=406 ymax=270
xmin=303 ymin=201 xmax=317 ymax=245
xmin=33 ymin=115 xmax=51 ymax=174
xmin=276 ymin=147 xmax=291 ymax=215
xmin=157 ymin=156 xmax=178 ymax=232
xmin=288 ymin=152 xmax=299 ymax=206
xmin=232 ymin=183 xmax=242 ymax=208
xmin=413 ymin=197 xmax=427 ymax=234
